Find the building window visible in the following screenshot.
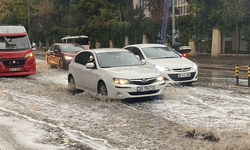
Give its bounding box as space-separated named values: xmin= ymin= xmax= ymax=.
xmin=140 ymin=0 xmax=147 ymax=8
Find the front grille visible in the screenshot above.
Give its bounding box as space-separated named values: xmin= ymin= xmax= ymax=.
xmin=128 ymin=90 xmax=160 ymax=96
xmin=172 ymin=67 xmax=191 ymax=72
xmin=2 ymin=59 xmax=26 ymax=66
xmin=130 ymin=77 xmax=156 ymax=85
xmin=168 ymin=72 xmax=196 ymax=81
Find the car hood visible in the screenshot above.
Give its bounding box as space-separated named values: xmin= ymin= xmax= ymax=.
xmin=63 ymin=52 xmax=79 ymax=57
xmin=148 ymin=57 xmax=194 ymax=68
xmin=0 ymin=49 xmax=32 ymax=59
xmin=104 ymin=65 xmax=159 ymax=79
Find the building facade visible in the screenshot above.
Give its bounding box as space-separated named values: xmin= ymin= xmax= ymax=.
xmin=133 ymin=0 xmax=189 ymax=17
xmin=175 ymin=0 xmax=189 ymax=16
xmin=133 ymin=0 xmax=151 ymax=17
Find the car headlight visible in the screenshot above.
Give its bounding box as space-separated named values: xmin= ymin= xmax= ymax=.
xmin=155 ymin=65 xmax=171 ymax=71
xmin=65 ymin=56 xmax=73 ymax=60
xmin=192 ymin=63 xmax=197 ymax=70
xmin=24 ymin=52 xmax=34 ymax=59
xmin=156 ymin=76 xmax=164 ymax=81
xmin=113 ymin=78 xmax=130 ymax=84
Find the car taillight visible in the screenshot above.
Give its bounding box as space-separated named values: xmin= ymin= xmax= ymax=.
xmin=182 ymin=53 xmax=187 ymax=57
xmin=88 ymin=41 xmax=90 ymax=45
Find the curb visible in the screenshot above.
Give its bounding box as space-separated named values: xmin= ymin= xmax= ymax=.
xmin=232 ymin=85 xmax=250 ymax=89
xmin=198 ymin=66 xmax=249 ymax=71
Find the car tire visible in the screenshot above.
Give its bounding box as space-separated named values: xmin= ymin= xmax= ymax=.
xmin=68 ymin=75 xmax=76 ymax=90
xmin=59 ymin=60 xmax=64 ymax=69
xmin=98 ymin=82 xmax=108 ymax=96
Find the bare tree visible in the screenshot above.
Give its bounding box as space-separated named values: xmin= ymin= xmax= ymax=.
xmin=223 ymin=0 xmax=247 ymax=57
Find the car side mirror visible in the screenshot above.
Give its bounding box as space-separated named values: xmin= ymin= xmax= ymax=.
xmin=32 ymin=43 xmax=36 ymax=51
xmin=141 ymin=59 xmax=146 ymax=65
xmin=86 ymin=62 xmax=95 ymax=69
xmin=135 ymin=55 xmax=140 ymax=60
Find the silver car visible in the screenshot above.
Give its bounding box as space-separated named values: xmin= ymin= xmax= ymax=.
xmin=123 ymin=44 xmax=198 ymax=85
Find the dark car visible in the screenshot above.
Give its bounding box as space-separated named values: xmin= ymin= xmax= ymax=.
xmin=46 ymin=43 xmax=84 ymax=69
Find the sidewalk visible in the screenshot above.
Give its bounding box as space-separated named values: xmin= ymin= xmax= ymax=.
xmin=187 ymin=55 xmax=249 ymax=71
xmin=33 ymin=48 xmax=249 ymax=71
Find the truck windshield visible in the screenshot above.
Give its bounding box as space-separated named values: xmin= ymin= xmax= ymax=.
xmin=0 ymin=36 xmax=30 ymax=51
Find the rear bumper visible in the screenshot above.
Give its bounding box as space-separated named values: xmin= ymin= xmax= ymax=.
xmin=0 ymin=58 xmax=36 ymax=76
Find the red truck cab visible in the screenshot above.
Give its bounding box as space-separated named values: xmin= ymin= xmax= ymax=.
xmin=0 ymin=25 xmax=36 ymax=76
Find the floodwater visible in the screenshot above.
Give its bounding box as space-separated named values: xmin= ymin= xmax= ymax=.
xmin=0 ymin=59 xmax=250 ymax=149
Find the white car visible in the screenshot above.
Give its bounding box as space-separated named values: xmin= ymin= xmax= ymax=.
xmin=67 ymin=48 xmax=166 ymax=99
xmin=123 ymin=44 xmax=198 ymax=85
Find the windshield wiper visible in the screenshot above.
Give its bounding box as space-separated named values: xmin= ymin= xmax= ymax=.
xmin=157 ymin=57 xmax=174 ymax=59
xmin=0 ymin=49 xmax=14 ymax=51
xmin=101 ymin=66 xmax=112 ymax=68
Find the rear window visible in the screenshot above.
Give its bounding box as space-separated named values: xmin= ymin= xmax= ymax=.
xmin=61 ymin=37 xmax=89 ymax=45
xmin=72 ymin=38 xmax=89 ymax=45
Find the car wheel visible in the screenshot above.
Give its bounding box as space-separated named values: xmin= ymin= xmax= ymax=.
xmin=98 ymin=82 xmax=108 ymax=96
xmin=59 ymin=60 xmax=64 ymax=68
xmin=68 ymin=75 xmax=76 ymax=90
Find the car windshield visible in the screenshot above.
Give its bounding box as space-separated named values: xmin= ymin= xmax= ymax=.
xmin=142 ymin=47 xmax=181 ymax=59
xmin=0 ymin=36 xmax=30 ymax=51
xmin=59 ymin=44 xmax=83 ymax=52
xmin=97 ymin=51 xmax=142 ymax=68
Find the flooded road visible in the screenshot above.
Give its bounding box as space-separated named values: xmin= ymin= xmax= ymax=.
xmin=0 ymin=59 xmax=250 ymax=149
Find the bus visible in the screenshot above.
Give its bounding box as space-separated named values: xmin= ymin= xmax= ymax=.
xmin=0 ymin=25 xmax=36 ymax=76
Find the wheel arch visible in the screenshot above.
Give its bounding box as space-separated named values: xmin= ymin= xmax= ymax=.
xmin=59 ymin=58 xmax=65 ymax=68
xmin=68 ymin=74 xmax=74 ymax=83
xmin=97 ymin=79 xmax=105 ymax=93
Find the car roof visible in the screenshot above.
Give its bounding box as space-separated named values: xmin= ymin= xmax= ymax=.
xmin=87 ymin=48 xmax=129 ymax=54
xmin=61 ymin=35 xmax=88 ymax=39
xmin=0 ymin=25 xmax=26 ymax=34
xmin=125 ymin=44 xmax=168 ymax=48
xmin=55 ymin=43 xmax=80 ymax=46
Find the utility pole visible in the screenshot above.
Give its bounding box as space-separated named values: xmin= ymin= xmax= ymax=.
xmin=27 ymin=0 xmax=30 ymax=38
xmin=160 ymin=0 xmax=170 ymax=45
xmin=172 ymin=0 xmax=175 ymax=46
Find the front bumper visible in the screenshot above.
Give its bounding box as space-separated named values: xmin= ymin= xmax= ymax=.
xmin=0 ymin=58 xmax=36 ymax=76
xmin=106 ymin=81 xmax=166 ymax=99
xmin=162 ymin=71 xmax=198 ymax=84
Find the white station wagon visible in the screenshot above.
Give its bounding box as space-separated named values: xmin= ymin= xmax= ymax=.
xmin=67 ymin=48 xmax=166 ymax=99
xmin=124 ymin=44 xmax=198 ymax=85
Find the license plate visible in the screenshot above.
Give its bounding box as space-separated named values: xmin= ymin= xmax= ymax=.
xmin=137 ymin=85 xmax=155 ymax=92
xmin=178 ymin=73 xmax=191 ymax=78
xmin=9 ymin=68 xmax=21 ymax=71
